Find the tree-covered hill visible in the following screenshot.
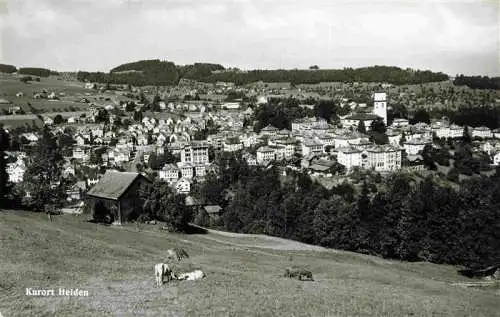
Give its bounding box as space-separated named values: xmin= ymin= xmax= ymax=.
xmin=453 ymin=74 xmax=500 ymax=90
xmin=18 ymin=67 xmax=59 ymax=77
xmin=0 ymin=63 xmax=17 ymax=73
xmin=78 ymin=59 xmax=225 ymax=86
xmin=76 ymin=60 xmax=450 ymax=86
xmin=203 ymin=66 xmax=449 ymax=85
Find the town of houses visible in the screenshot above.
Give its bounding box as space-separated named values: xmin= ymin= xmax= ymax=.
xmin=4 ymin=84 xmax=500 ymax=205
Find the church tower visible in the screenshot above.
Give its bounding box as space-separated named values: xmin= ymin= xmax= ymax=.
xmin=373 ymin=92 xmax=387 ymax=125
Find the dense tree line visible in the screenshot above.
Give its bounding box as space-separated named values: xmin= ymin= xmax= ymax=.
xmin=18 ymin=67 xmax=57 ymax=77
xmin=202 ymin=66 xmax=449 ymax=85
xmin=0 ymin=63 xmax=17 ymax=73
xmin=443 ymin=106 xmax=500 ymax=130
xmin=194 ymin=153 xmax=500 ymax=267
xmin=77 ymin=60 xmax=449 ymax=86
xmin=139 ymin=180 xmax=192 ymax=232
xmin=254 ymin=98 xmax=313 ymax=132
xmin=453 ymin=75 xmax=500 ymax=90
xmin=78 ymin=60 xmax=224 ymax=86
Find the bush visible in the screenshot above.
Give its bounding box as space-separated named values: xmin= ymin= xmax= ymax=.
xmin=193 ymin=209 xmax=210 ymax=227
xmin=137 ymin=214 xmax=151 ymax=223
xmin=447 ymin=168 xmax=459 ymax=182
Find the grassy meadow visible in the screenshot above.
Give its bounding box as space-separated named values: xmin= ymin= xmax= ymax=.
xmin=0 ymin=210 xmax=498 ymax=317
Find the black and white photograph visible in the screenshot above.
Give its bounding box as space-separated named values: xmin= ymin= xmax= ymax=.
xmin=0 ymin=0 xmax=499 ymax=316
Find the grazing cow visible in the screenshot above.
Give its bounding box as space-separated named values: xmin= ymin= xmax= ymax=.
xmin=458 ymin=264 xmax=500 ymax=279
xmin=167 ymin=248 xmax=189 ymax=261
xmin=284 ymin=267 xmax=314 ymax=281
xmin=177 ymin=270 xmax=206 ymax=281
xmin=154 ymin=263 xmax=176 ymax=286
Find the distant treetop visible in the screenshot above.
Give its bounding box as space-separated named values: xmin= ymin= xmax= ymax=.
xmin=18 ymin=67 xmax=58 ymax=77
xmin=77 ymin=60 xmax=449 ymax=87
xmin=0 ymin=63 xmax=17 ymax=73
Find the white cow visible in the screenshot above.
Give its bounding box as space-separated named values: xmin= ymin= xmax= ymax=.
xmin=154 ymin=263 xmax=176 ymax=286
xmin=177 ymin=270 xmax=206 ymax=281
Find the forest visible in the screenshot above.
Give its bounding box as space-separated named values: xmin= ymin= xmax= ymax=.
xmin=18 ymin=67 xmax=58 ymax=77
xmin=0 ymin=63 xmax=17 ymax=73
xmin=77 ymin=60 xmax=225 ymax=86
xmin=76 ymin=60 xmax=449 ymax=86
xmin=191 ymin=152 xmax=500 ymax=268
xmin=453 ymin=75 xmax=500 ymax=90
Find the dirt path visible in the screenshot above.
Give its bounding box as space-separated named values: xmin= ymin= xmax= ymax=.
xmin=200 ymin=227 xmax=332 ymax=252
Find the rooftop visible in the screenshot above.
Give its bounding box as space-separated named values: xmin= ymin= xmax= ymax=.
xmin=86 ymin=171 xmax=149 ymax=200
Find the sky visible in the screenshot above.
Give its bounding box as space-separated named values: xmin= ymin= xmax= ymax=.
xmin=0 ymin=0 xmax=498 ymax=76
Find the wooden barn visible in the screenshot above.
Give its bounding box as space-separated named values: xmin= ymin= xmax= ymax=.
xmin=86 ymin=171 xmax=151 ymax=224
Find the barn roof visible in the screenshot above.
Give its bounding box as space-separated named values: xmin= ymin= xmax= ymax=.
xmin=204 ymin=205 xmax=222 ymax=214
xmin=86 ymin=171 xmax=148 ymax=200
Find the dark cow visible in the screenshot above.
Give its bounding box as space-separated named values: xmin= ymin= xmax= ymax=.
xmin=284 ymin=267 xmax=314 ymax=281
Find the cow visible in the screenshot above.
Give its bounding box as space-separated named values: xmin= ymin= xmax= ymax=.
xmin=177 ymin=270 xmax=206 ymax=281
xmin=167 ymin=248 xmax=189 ymax=262
xmin=284 ymin=267 xmax=314 ymax=281
xmin=154 ymin=263 xmax=176 ymax=286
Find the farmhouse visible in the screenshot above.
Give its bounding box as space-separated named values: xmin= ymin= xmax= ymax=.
xmin=86 ymin=171 xmax=151 ymax=224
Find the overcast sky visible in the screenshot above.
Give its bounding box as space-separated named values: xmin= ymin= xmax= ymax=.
xmin=0 ymin=0 xmax=498 ymax=75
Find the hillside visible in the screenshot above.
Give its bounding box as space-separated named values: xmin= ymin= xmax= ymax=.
xmin=0 ymin=210 xmax=498 ymax=317
xmin=0 ymin=63 xmax=17 ymax=74
xmin=77 ymin=60 xmax=449 ymax=86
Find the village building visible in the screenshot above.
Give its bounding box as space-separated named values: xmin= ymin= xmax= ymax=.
xmin=472 ymin=126 xmax=493 ymax=139
xmin=181 ymin=141 xmax=209 ymax=164
xmin=175 ymin=178 xmax=191 ymax=194
xmin=335 ymin=147 xmax=362 ymax=171
xmin=391 ymin=118 xmax=410 ymax=129
xmin=403 ymin=137 xmax=432 ymax=155
xmin=256 ymin=146 xmax=276 ymax=165
xmin=86 ymin=171 xmax=151 ymax=224
xmin=159 ymin=164 xmax=180 ymax=183
xmin=364 ymin=144 xmax=402 ymax=172
xmin=301 ymin=140 xmax=324 ymax=157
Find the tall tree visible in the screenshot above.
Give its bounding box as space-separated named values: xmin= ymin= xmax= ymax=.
xmin=21 ymin=127 xmax=68 ymax=210
xmin=0 ymin=125 xmax=10 ymax=205
xmin=140 ymin=180 xmax=192 ymax=232
xmin=462 ymin=126 xmax=472 ymax=144
xmin=357 ymin=120 xmax=367 ymax=133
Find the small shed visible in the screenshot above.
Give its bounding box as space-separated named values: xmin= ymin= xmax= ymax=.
xmin=86 ymin=171 xmax=151 ymax=224
xmin=203 ymin=205 xmax=223 ymax=221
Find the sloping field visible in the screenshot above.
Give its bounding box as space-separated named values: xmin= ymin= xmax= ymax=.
xmin=0 ymin=210 xmax=498 ymax=317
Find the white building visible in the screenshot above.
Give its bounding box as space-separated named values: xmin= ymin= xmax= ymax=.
xmin=365 ymin=144 xmax=402 ymax=172
xmin=7 ymin=162 xmax=26 ymax=183
xmin=260 ymin=125 xmax=279 ymax=137
xmin=386 ymin=130 xmax=402 ymax=146
xmin=175 ymin=178 xmax=191 ymax=194
xmin=181 ymin=141 xmax=209 ymax=164
xmin=336 ymin=147 xmax=362 ymax=171
xmin=403 ymin=137 xmax=432 ymax=155
xmin=373 ymin=92 xmax=388 ymax=125
xmin=493 ymin=129 xmax=500 ymax=139
xmin=449 ymin=124 xmax=463 ymax=138
xmin=256 ymin=146 xmax=276 ymax=164
xmin=341 ymin=113 xmax=378 ymax=130
xmin=159 ymin=164 xmax=180 ymax=183
xmin=301 ymin=140 xmax=324 ymax=157
xmin=178 ymin=162 xmax=194 ymax=179
xmin=223 ymin=139 xmax=243 ymax=152
xmin=492 ymin=152 xmax=500 ymax=166
xmin=472 ymin=126 xmax=493 ymax=139
xmin=391 ymin=118 xmax=409 ymax=128
xmin=193 ymin=163 xmax=207 ymax=178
